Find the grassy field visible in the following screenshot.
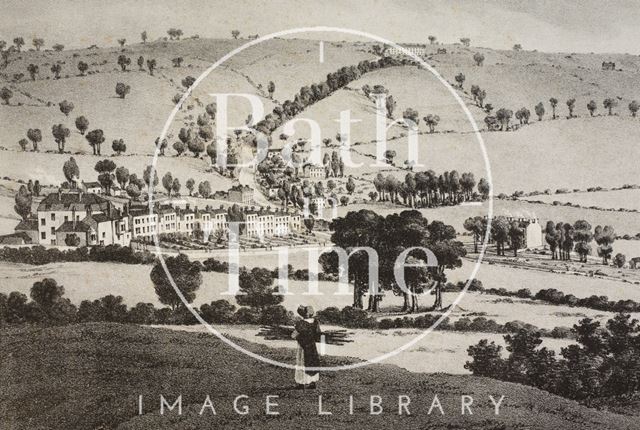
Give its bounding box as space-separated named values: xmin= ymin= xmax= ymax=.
xmin=2 ymin=256 xmax=639 ymax=331
xmin=2 ymin=323 xmax=638 ymax=429
xmin=3 ymin=38 xmax=640 ymax=197
xmin=335 ymin=198 xmax=640 ymax=236
xmin=522 ymin=188 xmax=640 ymax=211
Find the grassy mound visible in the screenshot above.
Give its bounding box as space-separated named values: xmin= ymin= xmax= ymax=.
xmin=1 ymin=322 xmax=638 ymax=429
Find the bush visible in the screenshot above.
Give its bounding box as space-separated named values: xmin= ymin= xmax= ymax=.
xmin=316 ymin=306 xmax=342 ymax=324
xmin=339 ymin=306 xmax=377 ymax=328
xmin=234 ymin=307 xmax=261 ymax=324
xmin=259 ymin=305 xmax=293 ymax=325
xmin=200 ymin=300 xmax=236 ymax=324
xmin=127 ymin=302 xmax=158 ymax=324
xmin=0 ymin=245 xmax=153 ymax=266
xmin=465 ymin=339 xmax=505 ymax=377
xmin=550 ymin=326 xmax=573 ymax=339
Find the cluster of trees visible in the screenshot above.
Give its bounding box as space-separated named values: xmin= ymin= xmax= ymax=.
xmin=0 ymin=277 xmax=289 ymax=329
xmin=484 ymin=97 xmax=638 ymax=132
xmin=545 ymin=221 xmax=616 ymax=264
xmin=253 ymin=56 xmax=408 ymax=135
xmin=463 ymin=215 xmax=528 ymax=256
xmin=150 ymin=254 xmax=292 ymax=325
xmin=466 ymin=314 xmax=640 ymax=401
xmin=17 ymin=111 xmax=130 ymax=156
xmin=57 ymin=155 xmax=195 ymax=202
xmin=321 ymin=209 xmax=466 ymax=313
xmin=0 ymin=244 xmax=156 ymax=266
xmin=372 ymin=171 xmax=489 ymax=208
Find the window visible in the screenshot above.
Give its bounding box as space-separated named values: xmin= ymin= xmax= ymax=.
xmin=51 ymin=213 xmax=55 ymax=221
xmin=64 ymin=216 xmax=69 ymax=223
xmin=102 ymin=232 xmax=106 ymax=238
xmin=41 ymin=232 xmax=46 ymax=240
xmin=41 ymin=218 xmax=46 ymax=226
xmin=51 ymin=227 xmax=55 ymax=235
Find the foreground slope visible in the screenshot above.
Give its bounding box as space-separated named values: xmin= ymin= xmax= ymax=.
xmin=1 ymin=323 xmax=638 ymax=429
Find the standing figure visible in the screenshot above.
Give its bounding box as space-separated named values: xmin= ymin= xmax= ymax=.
xmin=292 ymin=305 xmax=321 ymax=389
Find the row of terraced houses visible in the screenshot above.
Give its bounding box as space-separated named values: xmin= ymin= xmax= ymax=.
xmin=11 ymin=189 xmax=303 ymax=247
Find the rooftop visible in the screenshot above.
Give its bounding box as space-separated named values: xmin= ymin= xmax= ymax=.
xmin=38 ymin=191 xmax=107 ymax=212
xmin=56 ymin=221 xmax=92 ymax=233
xmin=15 ymin=218 xmax=38 ymax=231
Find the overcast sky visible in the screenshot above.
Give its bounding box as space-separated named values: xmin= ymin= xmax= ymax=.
xmin=1 ymin=0 xmax=638 ymax=54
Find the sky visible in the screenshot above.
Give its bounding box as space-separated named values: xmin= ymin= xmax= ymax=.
xmin=1 ymin=0 xmax=638 ymax=54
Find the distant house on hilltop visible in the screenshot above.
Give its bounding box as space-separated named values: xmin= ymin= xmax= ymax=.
xmin=602 ymin=61 xmax=616 ymax=71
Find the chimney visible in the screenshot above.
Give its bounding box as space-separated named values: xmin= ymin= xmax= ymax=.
xmin=72 ymin=207 xmax=77 ymax=229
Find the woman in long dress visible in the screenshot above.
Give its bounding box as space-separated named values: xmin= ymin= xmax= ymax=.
xmin=292 ymin=305 xmax=321 ymax=389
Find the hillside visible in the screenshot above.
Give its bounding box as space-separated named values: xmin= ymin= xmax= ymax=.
xmin=1 ymin=38 xmax=640 ymax=195
xmin=1 ymin=323 xmax=638 ymax=429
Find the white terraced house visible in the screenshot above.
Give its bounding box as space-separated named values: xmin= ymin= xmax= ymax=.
xmin=31 ymin=189 xmax=305 ymax=247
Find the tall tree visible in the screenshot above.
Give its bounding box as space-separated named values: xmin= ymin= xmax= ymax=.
xmin=115 ymin=82 xmax=131 ymax=99
xmin=186 ymin=178 xmax=195 ymax=196
xmin=0 ymin=87 xmax=13 ymax=105
xmin=27 ymin=63 xmax=38 ymax=80
xmin=14 ymin=185 xmax=32 ymax=220
xmin=50 ymin=63 xmax=62 ymax=79
xmin=117 ymin=55 xmax=131 ymax=71
xmin=628 ymin=100 xmax=639 ymax=117
xmin=115 ymin=166 xmax=129 ymax=189
xmin=587 ymin=100 xmax=597 ymax=116
xmin=62 ymin=157 xmax=80 ymax=189
xmin=266 ymin=81 xmax=276 ymax=100
xmin=94 ymin=159 xmax=117 ymax=195
xmin=77 ymin=61 xmax=88 ymax=76
xmin=75 ymin=116 xmax=89 ymax=135
xmin=573 ymin=220 xmax=593 ymax=263
xmin=594 ymin=225 xmax=615 ymax=265
xmin=423 ymin=114 xmax=440 ymax=133
xmin=146 ymin=59 xmax=156 ymax=75
xmin=85 ymin=129 xmax=105 ymax=155
xmin=544 ymin=221 xmax=560 ymax=260
xmin=549 ymin=98 xmax=558 ymax=119
xmin=143 ymin=165 xmax=159 ymax=190
xmin=603 ymin=98 xmax=617 ymax=116
xmin=111 ymin=138 xmax=126 ymax=155
xmin=13 ymin=37 xmax=25 ymax=51
xmin=162 ymin=172 xmax=174 ymax=196
xmin=51 ymin=124 xmax=70 ymax=153
xmin=566 ymin=98 xmax=576 ymax=118
xmin=150 ymin=254 xmax=202 ymax=310
xmin=32 ymin=38 xmax=45 ymax=51
xmin=508 ymin=221 xmax=525 ymax=256
xmin=534 ymin=102 xmax=545 ymax=121
xmin=27 ymin=128 xmax=42 ymax=151
xmin=59 ymin=100 xmax=74 ymax=116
